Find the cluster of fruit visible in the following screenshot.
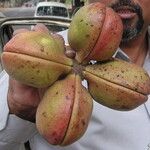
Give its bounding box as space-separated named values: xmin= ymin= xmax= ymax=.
xmin=1 ymin=2 xmax=150 ymax=146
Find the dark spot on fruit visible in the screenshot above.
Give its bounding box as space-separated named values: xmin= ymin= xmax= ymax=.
xmin=120 ymin=90 xmax=124 ymax=93
xmin=51 ymin=132 xmax=61 ymax=143
xmin=31 ymin=66 xmax=35 ymax=69
xmin=42 ymin=112 xmax=47 ymax=118
xmin=40 ymin=46 xmax=44 ymax=52
xmin=134 ymin=87 xmax=138 ymax=91
xmin=54 ymin=138 xmax=59 ymax=143
xmin=18 ymin=65 xmax=23 ymax=70
xmin=80 ymin=19 xmax=83 ymax=22
xmin=75 ymin=124 xmax=79 ymax=129
xmin=52 ymin=131 xmax=57 ymax=136
xmin=66 ymin=95 xmax=69 ymax=100
xmin=116 ymin=99 xmax=120 ymax=102
xmin=81 ymin=119 xmax=86 ymax=126
xmin=55 ymin=91 xmax=58 ymax=95
xmin=113 ymin=32 xmax=117 ymax=35
xmin=20 ymin=65 xmax=24 ymax=68
xmin=121 ymin=76 xmax=124 ymax=79
xmin=120 ymin=105 xmax=130 ymax=110
xmin=86 ymin=34 xmax=90 ymax=38
xmin=36 ymin=70 xmax=40 ymax=73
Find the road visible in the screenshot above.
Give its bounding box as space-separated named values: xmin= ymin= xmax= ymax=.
xmin=0 ymin=7 xmax=35 ymax=17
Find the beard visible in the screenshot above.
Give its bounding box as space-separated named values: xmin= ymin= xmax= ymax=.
xmin=110 ymin=0 xmax=144 ymax=42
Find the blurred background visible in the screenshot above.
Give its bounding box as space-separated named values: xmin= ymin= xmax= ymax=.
xmin=0 ymin=0 xmax=86 ymax=18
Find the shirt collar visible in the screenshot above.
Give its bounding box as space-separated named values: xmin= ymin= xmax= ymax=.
xmin=114 ymin=48 xmax=131 ymax=62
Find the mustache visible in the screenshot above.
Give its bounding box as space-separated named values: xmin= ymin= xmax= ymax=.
xmin=110 ymin=0 xmax=142 ymax=16
xmin=110 ymin=0 xmax=144 ymax=42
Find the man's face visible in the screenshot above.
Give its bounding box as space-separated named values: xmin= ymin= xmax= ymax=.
xmin=89 ymin=0 xmax=150 ymax=42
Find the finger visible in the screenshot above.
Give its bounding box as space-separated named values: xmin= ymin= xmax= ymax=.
xmin=8 ymin=78 xmax=40 ymax=106
xmin=38 ymin=87 xmax=49 ymax=100
xmin=32 ymin=23 xmax=52 ymax=34
xmin=13 ymin=28 xmax=29 ymax=36
xmin=9 ymin=77 xmax=34 ymax=91
xmin=65 ymin=44 xmax=76 ymax=59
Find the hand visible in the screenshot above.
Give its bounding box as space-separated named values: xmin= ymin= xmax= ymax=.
xmin=7 ymin=24 xmax=50 ymax=122
xmin=6 ymin=23 xmax=72 ymax=122
xmin=7 ymin=78 xmax=43 ymax=122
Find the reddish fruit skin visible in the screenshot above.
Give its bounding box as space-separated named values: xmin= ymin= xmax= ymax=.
xmin=36 ymin=74 xmax=93 ymax=145
xmin=85 ymin=7 xmax=123 ymax=62
xmin=1 ymin=2 xmax=150 ymax=147
xmin=68 ymin=2 xmax=123 ymax=63
xmin=68 ymin=3 xmax=106 ymax=63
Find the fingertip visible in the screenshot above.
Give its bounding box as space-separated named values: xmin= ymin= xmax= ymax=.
xmin=13 ymin=29 xmax=29 ymax=36
xmin=32 ymin=23 xmax=51 ymax=34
